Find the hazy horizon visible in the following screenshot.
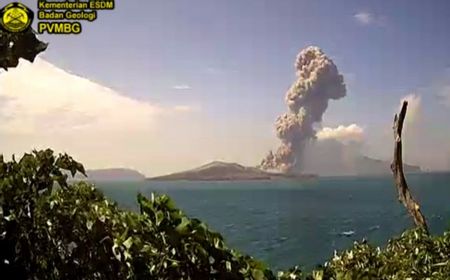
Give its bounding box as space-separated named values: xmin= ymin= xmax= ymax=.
xmin=1 ymin=0 xmax=450 ymax=176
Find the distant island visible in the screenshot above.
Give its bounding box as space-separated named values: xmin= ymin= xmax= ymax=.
xmin=300 ymin=147 xmax=422 ymax=176
xmin=147 ymin=161 xmax=316 ymax=181
xmin=354 ymin=156 xmax=421 ymax=176
xmin=147 ymin=156 xmax=421 ymax=181
xmin=68 ymin=157 xmax=421 ymax=182
xmin=72 ymin=168 xmax=146 ymax=181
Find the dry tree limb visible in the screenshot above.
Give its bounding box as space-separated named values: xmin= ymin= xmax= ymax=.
xmin=391 ymin=101 xmax=429 ymax=234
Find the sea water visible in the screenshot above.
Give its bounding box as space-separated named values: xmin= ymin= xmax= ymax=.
xmin=95 ymin=172 xmax=450 ymax=271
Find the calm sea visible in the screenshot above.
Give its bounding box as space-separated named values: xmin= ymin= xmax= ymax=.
xmin=95 ymin=172 xmax=450 ymax=271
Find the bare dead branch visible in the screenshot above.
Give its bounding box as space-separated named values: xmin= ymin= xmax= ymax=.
xmin=391 ymin=101 xmax=429 ymax=234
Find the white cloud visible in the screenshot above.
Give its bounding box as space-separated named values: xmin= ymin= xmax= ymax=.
xmin=354 ymin=12 xmax=373 ymax=25
xmin=172 ymin=84 xmax=191 ymax=90
xmin=0 ymin=58 xmax=201 ymax=175
xmin=173 ymin=105 xmax=200 ymax=113
xmin=316 ymin=124 xmax=364 ymax=143
xmin=353 ymin=11 xmax=387 ymax=27
xmin=0 ymin=59 xmax=167 ymax=135
xmin=393 ymin=93 xmax=450 ymax=170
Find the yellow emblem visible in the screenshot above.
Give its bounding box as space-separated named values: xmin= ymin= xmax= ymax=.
xmin=0 ymin=2 xmax=33 ymax=33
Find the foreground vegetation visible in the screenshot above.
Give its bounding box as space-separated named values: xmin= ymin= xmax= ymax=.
xmin=0 ymin=149 xmax=450 ymax=279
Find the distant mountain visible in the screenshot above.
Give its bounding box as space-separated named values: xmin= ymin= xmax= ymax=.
xmin=148 ymin=161 xmax=316 ymax=181
xmin=72 ymin=168 xmax=146 ymax=181
xmin=354 ymin=156 xmax=421 ymax=176
xmin=301 ymin=139 xmax=422 ymax=177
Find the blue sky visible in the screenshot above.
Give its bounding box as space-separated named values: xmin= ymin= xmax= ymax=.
xmin=8 ymin=0 xmax=450 ymax=174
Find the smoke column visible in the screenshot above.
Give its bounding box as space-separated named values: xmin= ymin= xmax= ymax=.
xmin=260 ymin=46 xmax=346 ymax=173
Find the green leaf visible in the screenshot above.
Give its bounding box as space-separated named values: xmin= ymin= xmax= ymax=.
xmin=156 ymin=211 xmax=164 ymax=226
xmin=123 ymin=237 xmax=133 ymax=250
xmin=86 ymin=220 xmax=93 ymax=231
xmin=251 ymin=269 xmax=265 ymax=280
xmin=226 ymin=261 xmax=232 ymax=272
xmin=175 ymin=217 xmax=191 ymax=234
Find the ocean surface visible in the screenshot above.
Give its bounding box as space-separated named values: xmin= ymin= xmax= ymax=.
xmin=95 ymin=172 xmax=450 ymax=271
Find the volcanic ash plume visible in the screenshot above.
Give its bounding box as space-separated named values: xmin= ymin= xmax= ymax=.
xmin=260 ymin=46 xmax=346 ymax=173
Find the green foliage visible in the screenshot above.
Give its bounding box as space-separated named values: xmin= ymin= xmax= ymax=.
xmin=0 ymin=149 xmax=86 ymax=277
xmin=1 ymin=149 xmax=450 ymax=280
xmin=318 ymin=228 xmax=450 ymax=279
